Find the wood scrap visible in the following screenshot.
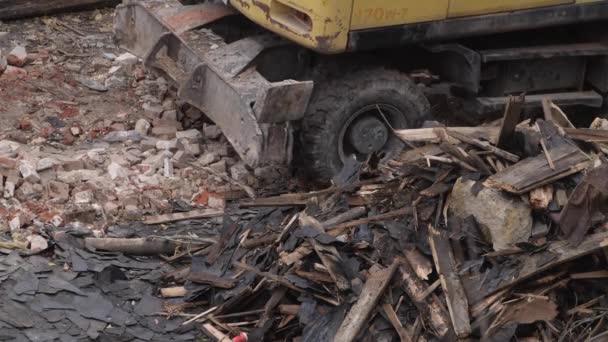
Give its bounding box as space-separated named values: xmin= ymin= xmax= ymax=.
xmin=476 ymin=231 xmax=608 ymax=297
xmin=382 ymin=303 xmax=413 ymax=342
xmin=559 ymin=164 xmax=608 ymax=245
xmin=394 ymin=126 xmax=500 ymax=145
xmin=570 ymin=271 xmax=608 ymax=279
xmin=300 ymin=214 xmax=352 ymax=291
xmin=144 ymin=208 xmax=224 ymax=225
xmin=84 ymin=237 xmax=177 ymax=255
xmin=327 ymin=206 xmax=412 ymax=235
xmin=564 ymin=127 xmax=608 ymax=143
xmin=398 ymin=258 xmax=451 ymax=337
xmin=497 ymin=94 xmax=525 ymax=149
xmin=334 ymin=260 xmax=399 ymax=342
xmin=543 ymin=98 xmax=575 ymax=129
xmin=530 ymin=185 xmax=554 ymax=210
xmin=484 ymin=144 xmax=592 ymax=194
xmin=160 ymin=286 xmax=187 ymax=298
xmin=404 ymin=247 xmax=433 ymax=281
xmin=428 ymin=225 xmax=471 ymax=338
xmin=447 ymin=129 xmax=520 ymax=162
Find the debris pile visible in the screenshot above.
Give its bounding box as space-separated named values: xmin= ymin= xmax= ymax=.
xmin=0 ymin=12 xmax=283 ymax=255
xmin=135 ymin=96 xmax=608 ymax=341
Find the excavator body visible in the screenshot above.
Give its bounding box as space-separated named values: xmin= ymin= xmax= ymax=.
xmin=115 ymin=0 xmax=608 ymax=180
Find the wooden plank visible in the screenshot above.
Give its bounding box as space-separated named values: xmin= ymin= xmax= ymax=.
xmin=428 ymin=225 xmax=471 ymax=338
xmin=394 ymin=127 xmax=500 ymax=145
xmin=564 ymin=127 xmax=608 ymax=143
xmin=144 ymin=208 xmax=224 ymax=225
xmin=497 ymin=94 xmax=525 ymax=149
xmin=399 ymin=258 xmax=452 ymax=338
xmin=84 ymin=237 xmax=176 ymax=255
xmin=447 ymin=129 xmax=520 ymax=163
xmin=543 ymin=98 xmax=575 ymax=129
xmin=334 ymin=260 xmax=399 ymax=342
xmin=484 ymin=144 xmax=591 ymax=194
xmin=472 ymin=231 xmax=608 ymax=299
xmin=382 ymin=303 xmax=413 ymax=342
xmin=0 ymin=0 xmax=120 ymax=20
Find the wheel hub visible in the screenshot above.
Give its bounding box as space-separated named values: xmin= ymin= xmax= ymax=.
xmin=346 ymin=116 xmax=389 ymax=155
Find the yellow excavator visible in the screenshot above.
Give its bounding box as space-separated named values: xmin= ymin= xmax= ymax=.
xmin=115 ymin=0 xmax=608 ymax=181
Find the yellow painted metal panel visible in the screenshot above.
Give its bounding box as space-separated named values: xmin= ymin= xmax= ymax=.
xmin=448 ymin=0 xmax=573 ymax=17
xmin=351 ymin=0 xmax=449 ymax=30
xmin=229 ymin=0 xmax=352 ymax=54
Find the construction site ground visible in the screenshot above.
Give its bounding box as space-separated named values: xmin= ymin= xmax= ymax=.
xmin=2 ymin=4 xmax=608 ymax=342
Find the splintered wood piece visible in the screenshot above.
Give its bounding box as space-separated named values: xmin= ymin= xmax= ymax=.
xmin=404 ymin=247 xmax=433 ymax=281
xmin=300 ymin=213 xmax=352 ymax=290
xmin=239 ymin=179 xmax=380 ymax=207
xmin=476 ymin=231 xmax=608 ymax=299
xmin=327 ymin=207 xmax=412 ymax=236
xmin=187 ymin=271 xmax=237 ymax=289
xmin=570 ymin=271 xmax=608 ymax=279
xmin=563 ymin=127 xmax=608 ymax=143
xmin=160 ymin=286 xmax=187 ymax=298
xmin=399 ymin=258 xmax=451 ymax=337
xmin=447 ymin=130 xmax=520 ymax=163
xmin=382 ymin=303 xmax=413 ymax=342
xmin=295 ymin=269 xmax=334 ymax=283
xmin=394 ymin=127 xmax=500 ymax=145
xmin=144 ymin=208 xmax=224 ymax=225
xmin=311 ymin=240 xmax=351 ymax=291
xmin=334 ymin=260 xmax=399 ymax=342
xmin=529 ymin=185 xmax=554 ymax=210
xmin=543 ymin=98 xmax=575 ymax=129
xmin=241 ymin=233 xmax=280 ymax=249
xmin=279 ymin=243 xmax=314 ymax=266
xmin=428 ymin=225 xmax=472 ymax=338
xmin=201 ymin=322 xmax=229 ymax=341
xmin=483 ymin=144 xmax=591 ymax=194
xmin=321 ymin=207 xmax=368 ymax=228
xmin=497 ymin=94 xmax=525 ymax=149
xmin=566 ymin=295 xmax=605 ymax=315
xmin=278 ymin=304 xmax=300 ymax=316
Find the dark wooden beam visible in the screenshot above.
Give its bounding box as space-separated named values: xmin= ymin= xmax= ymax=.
xmin=0 ymin=0 xmax=120 ymax=21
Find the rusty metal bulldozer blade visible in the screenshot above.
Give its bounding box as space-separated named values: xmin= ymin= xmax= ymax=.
xmin=114 ymin=0 xmax=313 ymax=167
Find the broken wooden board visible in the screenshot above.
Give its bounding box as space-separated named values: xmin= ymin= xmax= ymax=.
xmin=394 ymin=127 xmax=500 ymax=145
xmin=334 ymin=261 xmax=399 ymax=342
xmin=428 ymin=225 xmax=472 ymax=338
xmin=144 ymin=208 xmax=224 ymax=225
xmin=472 ymin=231 xmax=608 ymax=299
xmin=497 ymin=94 xmax=525 ymax=149
xmin=0 ymin=0 xmax=120 ymax=20
xmin=563 ymin=128 xmax=608 ymax=143
xmin=300 ymin=213 xmax=352 ymax=291
xmin=559 ymin=163 xmax=608 ymax=245
xmin=399 ymin=258 xmax=452 ymax=338
xmin=484 ymin=144 xmax=592 ymax=194
xmin=84 ymin=237 xmax=177 ymax=255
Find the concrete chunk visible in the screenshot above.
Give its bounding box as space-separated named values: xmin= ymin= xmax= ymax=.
xmin=449 ymin=177 xmax=532 ymax=251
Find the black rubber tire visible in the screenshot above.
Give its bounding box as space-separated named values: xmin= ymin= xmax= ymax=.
xmin=298 ymin=67 xmax=430 ymax=181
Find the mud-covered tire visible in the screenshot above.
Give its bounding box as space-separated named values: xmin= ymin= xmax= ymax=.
xmin=298 ymin=67 xmax=430 ymax=182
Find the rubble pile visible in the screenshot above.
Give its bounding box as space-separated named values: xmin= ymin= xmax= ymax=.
xmin=2 ymin=6 xmax=608 ymax=342
xmin=0 ymin=12 xmax=280 ymax=254
xmin=124 ymin=97 xmax=608 ymax=341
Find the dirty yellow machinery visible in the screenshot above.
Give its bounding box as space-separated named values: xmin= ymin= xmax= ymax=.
xmin=115 ymin=0 xmax=608 ymax=181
